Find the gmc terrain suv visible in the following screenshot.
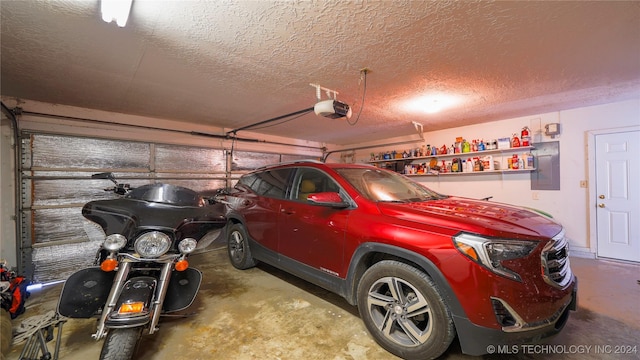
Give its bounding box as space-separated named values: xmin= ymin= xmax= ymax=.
xmin=221 ymin=160 xmax=577 ymax=359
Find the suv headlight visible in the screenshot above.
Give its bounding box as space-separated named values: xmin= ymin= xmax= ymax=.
xmin=134 ymin=231 xmax=171 ymax=258
xmin=453 ymin=233 xmax=538 ymax=281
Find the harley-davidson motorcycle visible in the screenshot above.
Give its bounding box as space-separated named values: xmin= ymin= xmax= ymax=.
xmin=57 ymin=173 xmax=226 ymax=360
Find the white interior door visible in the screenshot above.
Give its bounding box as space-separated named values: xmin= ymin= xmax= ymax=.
xmin=595 ymin=130 xmax=640 ymax=262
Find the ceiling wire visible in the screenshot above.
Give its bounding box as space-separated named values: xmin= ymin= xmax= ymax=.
xmin=347 ymin=68 xmax=368 ymax=126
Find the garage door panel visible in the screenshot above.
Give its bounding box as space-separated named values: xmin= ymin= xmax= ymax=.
xmin=153 ymin=176 xmax=227 ymax=192
xmin=31 ymin=208 xmax=89 ymax=245
xmin=32 ymin=241 xmax=102 ymax=283
xmin=30 ymin=178 xmax=121 ymax=207
xmin=155 ymin=144 xmax=225 ymax=172
xmin=25 ymin=134 xmax=150 ymax=170
xmin=232 ymin=151 xmax=280 ymax=171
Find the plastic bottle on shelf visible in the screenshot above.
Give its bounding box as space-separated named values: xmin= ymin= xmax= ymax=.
xmin=511 ymin=154 xmax=520 ymax=169
xmin=451 ymin=158 xmax=459 ymax=172
xmin=462 ymin=139 xmax=470 ymax=153
xmin=526 ymin=153 xmax=534 ymax=168
xmin=511 ymin=134 xmax=521 ymax=148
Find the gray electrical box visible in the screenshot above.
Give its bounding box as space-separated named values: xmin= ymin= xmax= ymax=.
xmin=531 ymin=141 xmax=560 ymax=190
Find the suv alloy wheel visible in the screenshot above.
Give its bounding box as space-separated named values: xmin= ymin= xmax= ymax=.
xmin=357 ymin=260 xmax=455 ymax=360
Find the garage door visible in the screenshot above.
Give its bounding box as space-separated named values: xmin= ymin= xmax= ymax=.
xmin=19 ymin=132 xmax=299 ymax=283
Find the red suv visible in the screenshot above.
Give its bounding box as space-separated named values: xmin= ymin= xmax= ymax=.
xmin=221 ymin=160 xmax=577 ymax=359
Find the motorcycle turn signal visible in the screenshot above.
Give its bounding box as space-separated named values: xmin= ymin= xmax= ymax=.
xmin=100 ymin=258 xmax=118 ymax=272
xmin=175 ymin=259 xmax=189 ymax=272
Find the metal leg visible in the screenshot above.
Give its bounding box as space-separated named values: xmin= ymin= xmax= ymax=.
xmin=15 ymin=312 xmax=67 ymax=360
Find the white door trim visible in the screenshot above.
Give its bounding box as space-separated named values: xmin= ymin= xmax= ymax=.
xmin=587 ymin=125 xmax=640 ymax=258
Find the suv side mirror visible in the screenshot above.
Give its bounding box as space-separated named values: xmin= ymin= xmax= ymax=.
xmin=307 ymin=192 xmax=349 ymax=208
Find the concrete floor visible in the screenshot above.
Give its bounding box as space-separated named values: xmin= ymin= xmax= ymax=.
xmin=4 ymin=247 xmax=639 ymax=360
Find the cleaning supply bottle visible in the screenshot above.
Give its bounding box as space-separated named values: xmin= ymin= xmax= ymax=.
xmin=511 ymin=134 xmax=521 ymax=148
xmin=462 ymin=139 xmax=470 ymax=153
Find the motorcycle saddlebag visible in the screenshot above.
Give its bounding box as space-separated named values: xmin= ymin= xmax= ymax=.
xmin=57 ymin=267 xmax=115 ymax=318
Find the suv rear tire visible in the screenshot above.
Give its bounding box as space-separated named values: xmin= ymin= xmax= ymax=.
xmin=227 ymin=222 xmax=256 ymax=270
xmin=356 ymin=260 xmax=455 ymax=360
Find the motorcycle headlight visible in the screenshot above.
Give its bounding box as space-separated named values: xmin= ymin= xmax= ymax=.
xmin=178 ymin=238 xmax=198 ymax=254
xmin=103 ymin=234 xmax=127 ymax=251
xmin=453 ymin=233 xmax=538 ymax=281
xmin=134 ymin=231 xmax=171 ymax=258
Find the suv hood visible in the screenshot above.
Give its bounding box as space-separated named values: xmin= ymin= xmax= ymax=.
xmin=377 ymin=197 xmax=562 ymax=240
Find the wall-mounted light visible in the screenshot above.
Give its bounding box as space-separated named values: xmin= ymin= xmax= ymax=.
xmin=101 ymin=0 xmax=133 ymax=27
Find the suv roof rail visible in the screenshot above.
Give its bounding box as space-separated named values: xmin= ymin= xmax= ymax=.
xmin=253 ymin=158 xmax=325 ymax=171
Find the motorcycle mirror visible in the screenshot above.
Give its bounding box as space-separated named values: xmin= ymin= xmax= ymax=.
xmin=92 ymin=172 xmax=118 ymax=185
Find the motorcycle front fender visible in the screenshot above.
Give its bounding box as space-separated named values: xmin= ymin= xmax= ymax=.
xmin=57 ymin=267 xmax=115 ymax=318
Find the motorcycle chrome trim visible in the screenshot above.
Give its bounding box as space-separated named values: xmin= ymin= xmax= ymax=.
xmin=147 ymin=262 xmax=173 ymax=335
xmin=92 ymin=261 xmax=132 ymax=340
xmin=119 ymin=253 xmax=181 ymax=263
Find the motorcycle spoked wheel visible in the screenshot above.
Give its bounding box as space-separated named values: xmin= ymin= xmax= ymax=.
xmin=99 ymin=327 xmax=143 ymax=360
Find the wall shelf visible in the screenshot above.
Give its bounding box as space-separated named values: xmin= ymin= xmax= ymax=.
xmin=368 ymin=146 xmax=536 ymax=177
xmin=405 ymin=168 xmax=536 ymax=177
xmin=368 ymin=146 xmax=535 ymax=163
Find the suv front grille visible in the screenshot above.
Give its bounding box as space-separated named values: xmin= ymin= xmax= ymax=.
xmin=541 ymin=230 xmax=572 ymax=289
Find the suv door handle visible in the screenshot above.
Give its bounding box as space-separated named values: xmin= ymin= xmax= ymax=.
xmin=281 ymin=208 xmax=295 ymax=215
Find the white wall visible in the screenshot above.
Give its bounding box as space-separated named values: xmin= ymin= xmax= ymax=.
xmin=341 ymin=99 xmax=640 ymax=257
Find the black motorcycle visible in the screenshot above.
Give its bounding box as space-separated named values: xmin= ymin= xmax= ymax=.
xmin=57 ymin=173 xmax=226 ymax=360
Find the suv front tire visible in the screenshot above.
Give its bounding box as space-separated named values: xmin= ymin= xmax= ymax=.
xmin=356 ymin=260 xmax=455 ymax=360
xmin=227 ymin=222 xmax=256 ymax=270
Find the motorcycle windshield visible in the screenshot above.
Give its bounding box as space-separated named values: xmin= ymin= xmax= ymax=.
xmin=125 ymin=183 xmax=202 ymax=207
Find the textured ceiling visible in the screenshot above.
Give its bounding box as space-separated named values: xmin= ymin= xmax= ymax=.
xmin=2 ymin=0 xmax=639 ymax=145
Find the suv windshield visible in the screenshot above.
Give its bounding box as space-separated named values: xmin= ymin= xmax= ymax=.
xmin=336 ymin=168 xmax=446 ymax=202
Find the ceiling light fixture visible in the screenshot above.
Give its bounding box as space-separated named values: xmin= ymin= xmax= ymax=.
xmin=101 ymin=0 xmax=133 ymax=27
xmin=403 ymin=93 xmax=462 ymax=114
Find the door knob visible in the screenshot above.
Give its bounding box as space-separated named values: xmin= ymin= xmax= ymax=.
xmin=598 ymin=195 xmax=605 ymax=199
xmin=598 ymin=203 xmax=605 ymax=208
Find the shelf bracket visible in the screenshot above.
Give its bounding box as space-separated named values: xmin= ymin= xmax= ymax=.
xmin=412 ymin=121 xmax=424 ymax=140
